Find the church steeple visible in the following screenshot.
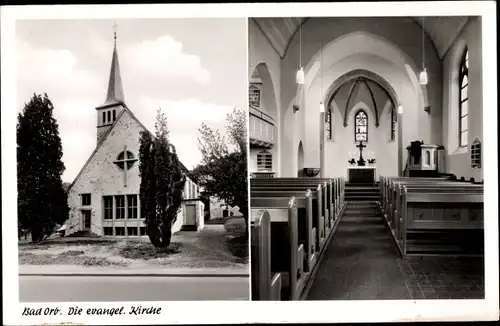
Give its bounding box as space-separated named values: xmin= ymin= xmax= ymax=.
xmin=105 ymin=24 xmax=124 ymax=105
xmin=95 ymin=24 xmax=127 ymax=144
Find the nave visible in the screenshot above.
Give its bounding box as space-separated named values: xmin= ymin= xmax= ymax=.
xmin=250 ymin=176 xmax=484 ymax=301
xmin=306 ymin=201 xmax=484 ymax=300
xmin=248 ymin=15 xmax=486 ymax=301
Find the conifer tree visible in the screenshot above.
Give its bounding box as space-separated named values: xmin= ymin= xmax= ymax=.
xmin=139 ymin=109 xmax=185 ymax=248
xmin=17 ymin=93 xmax=69 ymax=243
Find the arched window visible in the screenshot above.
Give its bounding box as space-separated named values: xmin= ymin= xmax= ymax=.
xmin=249 ymin=85 xmax=261 ymax=108
xmin=459 ymin=47 xmax=469 ymax=147
xmin=354 ymin=110 xmax=368 ymax=142
xmin=102 ymin=111 xmax=106 ymax=124
xmin=325 ymin=108 xmax=332 ymax=140
xmin=391 ymin=107 xmax=396 ymax=141
xmin=107 ymin=111 xmax=111 ymax=123
xmin=257 ymin=150 xmax=272 ymax=171
xmin=113 ymin=109 xmax=116 ymax=121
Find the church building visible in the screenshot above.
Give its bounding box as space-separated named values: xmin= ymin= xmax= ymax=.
xmin=64 ymin=33 xmax=204 ymax=237
xmin=248 ymin=16 xmax=483 ymax=182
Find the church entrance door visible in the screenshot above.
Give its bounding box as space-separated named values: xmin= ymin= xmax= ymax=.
xmin=82 ymin=210 xmax=91 ymax=230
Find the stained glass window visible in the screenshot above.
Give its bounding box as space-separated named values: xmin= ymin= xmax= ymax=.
xmin=326 ymin=109 xmax=332 ymax=140
xmin=459 ymin=48 xmax=469 ymax=147
xmin=354 ymin=110 xmax=368 ymax=142
xmin=249 ymin=85 xmax=261 ymax=108
xmin=391 ymin=108 xmax=396 ymax=141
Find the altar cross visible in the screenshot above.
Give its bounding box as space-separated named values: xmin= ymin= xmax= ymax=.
xmin=356 ymin=141 xmax=366 ymax=154
xmin=114 ymin=145 xmax=137 ymax=187
xmin=356 ymin=141 xmax=367 ymax=166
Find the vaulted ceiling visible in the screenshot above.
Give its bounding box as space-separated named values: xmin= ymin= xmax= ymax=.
xmin=252 ymin=17 xmax=470 ymax=60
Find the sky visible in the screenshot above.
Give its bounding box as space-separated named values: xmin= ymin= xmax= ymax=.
xmin=16 ymin=18 xmax=247 ymax=183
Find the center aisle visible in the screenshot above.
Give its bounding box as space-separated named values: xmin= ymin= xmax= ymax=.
xmin=306 ymin=201 xmax=410 ymax=300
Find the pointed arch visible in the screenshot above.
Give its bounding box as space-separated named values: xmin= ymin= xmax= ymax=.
xmin=324 ymin=69 xmax=399 ymax=128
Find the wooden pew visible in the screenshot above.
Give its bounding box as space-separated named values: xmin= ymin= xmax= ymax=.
xmin=250 ymin=197 xmax=306 ymax=300
xmin=391 ymin=185 xmax=483 ymax=240
xmin=380 ymin=176 xmax=453 ymax=213
xmin=251 ymin=177 xmax=345 ymax=223
xmin=381 ymin=178 xmax=470 ymax=220
xmin=385 ymin=181 xmax=478 ymax=228
xmin=398 ymin=188 xmax=484 ymax=257
xmin=379 ymin=176 xmax=485 ymax=257
xmin=384 ymin=180 xmax=469 ymax=228
xmin=251 ymin=210 xmax=282 ymax=301
xmin=251 ymin=187 xmax=326 ymax=254
xmin=250 ymin=181 xmax=333 ymax=231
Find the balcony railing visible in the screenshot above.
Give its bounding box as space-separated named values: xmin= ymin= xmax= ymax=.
xmin=249 ymin=106 xmax=276 ymax=148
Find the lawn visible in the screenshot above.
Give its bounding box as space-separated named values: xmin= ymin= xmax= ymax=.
xmin=18 ymin=225 xmax=248 ymax=269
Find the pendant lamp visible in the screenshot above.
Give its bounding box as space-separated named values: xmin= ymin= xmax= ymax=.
xmin=296 ymin=21 xmax=305 ymax=85
xmin=419 ymin=17 xmax=428 ymax=85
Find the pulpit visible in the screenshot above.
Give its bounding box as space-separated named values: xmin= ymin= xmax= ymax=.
xmin=405 ymin=143 xmax=444 ymax=177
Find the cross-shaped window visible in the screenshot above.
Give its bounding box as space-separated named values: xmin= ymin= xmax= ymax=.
xmin=115 ymin=150 xmax=137 ymax=170
xmin=113 ymin=146 xmax=138 ymax=187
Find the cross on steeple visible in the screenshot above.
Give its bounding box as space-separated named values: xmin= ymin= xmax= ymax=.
xmin=114 ymin=146 xmax=137 ymax=187
xmin=113 ymin=22 xmax=118 ymax=45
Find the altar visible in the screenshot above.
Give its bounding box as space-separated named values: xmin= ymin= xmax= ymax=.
xmin=347 ymin=166 xmax=376 ymax=183
xmin=347 ymin=141 xmax=376 ymax=183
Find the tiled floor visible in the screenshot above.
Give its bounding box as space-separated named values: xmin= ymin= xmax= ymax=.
xmin=398 ymin=257 xmax=484 ymax=299
xmin=307 ymin=201 xmax=485 ymax=300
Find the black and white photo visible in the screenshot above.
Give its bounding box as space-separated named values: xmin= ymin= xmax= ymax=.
xmin=15 ymin=17 xmax=249 ymax=302
xmin=1 ymin=2 xmax=498 ymax=325
xmin=249 ymin=16 xmax=487 ymax=301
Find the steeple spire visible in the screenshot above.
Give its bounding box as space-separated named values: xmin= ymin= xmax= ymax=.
xmin=105 ymin=23 xmax=124 ymax=105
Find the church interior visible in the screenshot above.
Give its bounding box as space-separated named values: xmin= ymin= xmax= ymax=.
xmin=249 ymin=17 xmax=485 ymax=301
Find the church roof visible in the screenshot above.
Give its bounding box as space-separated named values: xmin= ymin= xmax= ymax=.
xmin=99 ymin=36 xmax=125 ymax=108
xmin=67 ymin=107 xmax=193 ymax=193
